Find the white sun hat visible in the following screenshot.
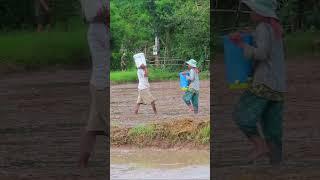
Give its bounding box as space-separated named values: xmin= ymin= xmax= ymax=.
xmin=186 ymin=59 xmax=197 ymax=68
xmin=241 ymin=0 xmax=279 ymax=20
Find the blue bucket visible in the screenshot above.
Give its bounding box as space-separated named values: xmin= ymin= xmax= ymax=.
xmin=223 ymin=33 xmax=253 ymax=89
xmin=179 ymin=72 xmax=189 ymax=91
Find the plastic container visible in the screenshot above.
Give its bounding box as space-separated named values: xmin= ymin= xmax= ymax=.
xmin=133 ymin=53 xmax=147 ymax=68
xmin=179 ymin=72 xmax=189 ymax=91
xmin=223 ymin=33 xmax=253 ymax=89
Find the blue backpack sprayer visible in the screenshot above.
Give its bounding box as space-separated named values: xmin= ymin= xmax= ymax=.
xmin=214 ymin=1 xmax=254 ymax=89
xmin=179 ymin=72 xmax=190 ymax=91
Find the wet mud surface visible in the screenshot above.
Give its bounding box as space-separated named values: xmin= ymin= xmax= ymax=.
xmin=211 ymin=57 xmax=320 ymax=179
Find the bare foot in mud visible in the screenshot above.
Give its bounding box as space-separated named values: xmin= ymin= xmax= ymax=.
xmin=134 ymin=104 xmax=140 ymax=114
xmin=248 ymin=147 xmax=270 ymax=164
xmin=154 ymin=114 xmax=160 ymax=120
xmin=134 ymin=107 xmax=139 ymax=114
xmin=78 ymin=152 xmax=90 ymax=168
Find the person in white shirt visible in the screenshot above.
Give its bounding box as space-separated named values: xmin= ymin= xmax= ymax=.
xmin=79 ymin=0 xmax=109 ymax=168
xmin=134 ymin=64 xmax=157 ymax=114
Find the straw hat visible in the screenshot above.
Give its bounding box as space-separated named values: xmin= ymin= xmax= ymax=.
xmin=241 ymin=0 xmax=279 ymax=19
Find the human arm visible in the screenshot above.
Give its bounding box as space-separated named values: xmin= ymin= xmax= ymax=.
xmin=186 ymin=69 xmax=195 ymax=81
xmin=181 ymin=71 xmax=188 ymax=75
xmin=229 ymin=24 xmax=271 ymax=61
xmin=143 ymin=68 xmax=148 ymax=77
xmin=242 ymin=24 xmax=271 ymax=61
xmin=39 ymin=0 xmax=49 ymax=12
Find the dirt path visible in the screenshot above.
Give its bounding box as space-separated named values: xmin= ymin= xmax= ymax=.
xmin=111 ymin=80 xmax=210 ymax=127
xmin=211 ymin=57 xmax=320 ymax=179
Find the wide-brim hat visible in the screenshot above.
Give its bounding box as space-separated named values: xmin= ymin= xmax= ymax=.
xmin=186 ymin=59 xmax=197 ymax=68
xmin=241 ymin=0 xmax=279 ymax=20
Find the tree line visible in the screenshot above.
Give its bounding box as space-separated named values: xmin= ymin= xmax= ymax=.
xmin=212 ymin=0 xmax=320 ymax=33
xmin=0 ymin=0 xmax=81 ymax=31
xmin=110 ymin=0 xmax=210 ymax=71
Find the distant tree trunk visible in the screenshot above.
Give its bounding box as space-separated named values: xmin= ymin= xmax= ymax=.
xmin=154 ymin=36 xmax=160 ymax=67
xmin=144 ymin=45 xmax=147 ymax=55
xmin=164 ymin=29 xmax=171 ymax=65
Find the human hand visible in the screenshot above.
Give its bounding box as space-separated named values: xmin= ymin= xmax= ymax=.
xmin=239 ymin=26 xmax=252 ymax=33
xmin=229 ymin=32 xmax=245 ymax=48
xmin=229 ymin=32 xmax=241 ymax=43
xmin=97 ymin=5 xmax=110 ymax=27
xmin=144 ymin=71 xmax=148 ymax=77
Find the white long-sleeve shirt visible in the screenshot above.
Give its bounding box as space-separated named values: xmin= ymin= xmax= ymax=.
xmin=186 ymin=68 xmax=200 ymax=91
xmin=137 ymin=69 xmax=150 ymax=90
xmin=243 ymin=22 xmax=286 ymax=92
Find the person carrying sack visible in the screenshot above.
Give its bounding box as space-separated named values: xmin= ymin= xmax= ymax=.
xmin=79 ymin=0 xmax=110 ymax=168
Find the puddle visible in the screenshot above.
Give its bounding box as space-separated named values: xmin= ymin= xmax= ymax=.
xmin=111 ymin=148 xmax=210 ymax=180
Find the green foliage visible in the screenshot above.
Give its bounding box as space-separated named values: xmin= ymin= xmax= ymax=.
xmin=284 ymin=31 xmax=320 ymax=57
xmin=128 ymin=124 xmax=156 ymax=138
xmin=0 ymin=0 xmax=81 ymax=31
xmin=111 ymin=52 xmax=122 ymax=70
xmin=279 ymin=0 xmax=320 ymax=31
xmin=0 ymin=0 xmax=34 ymax=30
xmin=110 ymin=0 xmax=152 ymax=51
xmin=212 ymin=0 xmax=320 ymax=57
xmin=111 ymin=0 xmax=210 ymax=71
xmin=196 ymin=123 xmax=210 ymax=144
xmin=110 ymin=68 xmax=209 ymax=84
xmin=213 ymin=0 xmax=320 ymax=32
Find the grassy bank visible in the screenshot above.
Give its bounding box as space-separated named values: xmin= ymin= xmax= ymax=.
xmin=111 ymin=118 xmax=210 ymax=148
xmin=111 ymin=68 xmax=210 ymax=84
xmin=284 ymin=31 xmax=320 ymax=57
xmin=2 ymin=30 xmax=317 ymax=75
xmin=0 ymin=28 xmax=89 ymax=70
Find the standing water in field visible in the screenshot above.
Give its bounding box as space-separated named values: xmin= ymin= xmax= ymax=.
xmin=111 ymin=148 xmax=210 ymax=180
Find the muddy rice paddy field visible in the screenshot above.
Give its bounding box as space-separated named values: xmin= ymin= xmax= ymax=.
xmin=110 ymin=80 xmax=210 ymax=128
xmin=1 ymin=56 xmax=319 ymax=179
